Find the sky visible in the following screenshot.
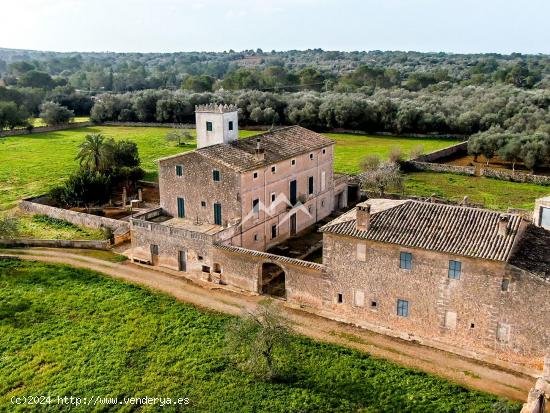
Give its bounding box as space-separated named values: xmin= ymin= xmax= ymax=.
xmin=1 ymin=0 xmax=549 ymax=54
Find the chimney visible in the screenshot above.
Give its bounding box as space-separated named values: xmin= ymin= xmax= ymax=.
xmin=255 ymin=138 xmax=265 ymax=160
xmin=356 ymin=204 xmax=371 ymax=231
xmin=498 ymin=214 xmax=509 ymax=236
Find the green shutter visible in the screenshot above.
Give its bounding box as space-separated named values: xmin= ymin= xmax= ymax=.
xmin=177 ymin=197 xmax=185 ymax=218
xmin=213 ymin=203 xmax=222 ymax=225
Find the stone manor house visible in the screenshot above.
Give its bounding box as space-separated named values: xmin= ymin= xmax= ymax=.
xmin=130 ymin=104 xmax=550 ymax=371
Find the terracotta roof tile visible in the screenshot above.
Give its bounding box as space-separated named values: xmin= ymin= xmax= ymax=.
xmin=197 ymin=126 xmax=334 ymax=171
xmin=320 ymin=200 xmax=524 ymax=262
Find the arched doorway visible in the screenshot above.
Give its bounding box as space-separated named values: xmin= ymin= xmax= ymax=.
xmin=260 ymin=262 xmax=286 ymax=298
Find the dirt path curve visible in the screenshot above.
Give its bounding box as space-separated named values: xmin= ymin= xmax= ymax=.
xmin=0 ymin=248 xmax=535 ymax=401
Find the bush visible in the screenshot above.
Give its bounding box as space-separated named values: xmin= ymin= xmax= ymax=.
xmin=39 ymin=101 xmax=74 ymax=125
xmin=49 ymin=169 xmax=111 ymax=208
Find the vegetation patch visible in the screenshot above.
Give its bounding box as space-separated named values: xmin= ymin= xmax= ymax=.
xmin=0 ymin=259 xmax=520 ymax=412
xmin=403 ymin=172 xmax=549 ymax=211
xmin=5 ymin=213 xmax=106 ymax=240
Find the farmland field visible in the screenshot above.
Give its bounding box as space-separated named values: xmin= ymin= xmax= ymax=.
xmin=325 ymin=133 xmax=461 ymax=174
xmin=0 ymin=259 xmax=520 ymax=412
xmin=0 ymin=126 xmax=546 ymax=212
xmin=403 ymin=172 xmax=550 ymax=211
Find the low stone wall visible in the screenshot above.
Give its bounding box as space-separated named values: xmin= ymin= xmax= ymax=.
xmin=481 ymin=168 xmax=550 ymax=186
xmin=102 ymin=121 xmax=194 ymax=128
xmin=0 ymin=238 xmax=110 ymax=250
xmin=20 ymin=198 xmax=130 ymax=232
xmin=414 ymin=141 xmax=469 ymax=163
xmin=407 ymin=160 xmax=476 ymax=176
xmin=0 ymin=122 xmax=94 ymax=137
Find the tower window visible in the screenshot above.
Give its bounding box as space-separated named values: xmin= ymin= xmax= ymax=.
xmin=253 ymin=171 xmax=259 ymax=179
xmin=175 ymin=165 xmax=183 ymax=176
xmin=213 ymin=170 xmax=220 ymax=181
xmin=228 ymin=121 xmax=233 ymax=131
xmin=337 ymin=293 xmax=343 ymax=304
xmin=271 ymin=166 xmax=276 ymax=174
xmin=291 ymin=159 xmax=296 ymax=166
xmin=206 ymin=121 xmax=213 ymax=131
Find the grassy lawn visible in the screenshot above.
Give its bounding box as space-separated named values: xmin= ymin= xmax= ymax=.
xmin=404 ymin=172 xmax=549 ymax=211
xmin=10 ymin=213 xmax=107 ymax=240
xmin=26 ymin=117 xmax=91 ymax=128
xmin=0 ymin=259 xmax=519 ymax=412
xmin=1 ymin=125 xmax=545 ymax=212
xmin=0 ymin=125 xmax=259 ymax=210
xmin=326 ymin=133 xmax=460 ymax=174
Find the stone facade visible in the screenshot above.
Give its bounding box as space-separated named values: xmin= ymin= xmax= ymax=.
xmin=321 ymin=232 xmax=550 ymax=367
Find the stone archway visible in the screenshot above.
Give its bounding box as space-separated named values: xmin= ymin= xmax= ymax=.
xmin=260 ymin=262 xmax=286 ymax=298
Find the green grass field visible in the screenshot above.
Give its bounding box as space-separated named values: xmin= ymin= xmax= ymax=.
xmin=0 ymin=126 xmax=547 ymax=212
xmin=325 ymin=133 xmax=460 ymax=174
xmin=11 ymin=213 xmax=106 ymax=240
xmin=403 ymin=172 xmax=550 ymax=211
xmin=0 ymin=259 xmax=519 ymax=412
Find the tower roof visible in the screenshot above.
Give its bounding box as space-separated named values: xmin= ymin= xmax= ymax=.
xmin=195 ymin=103 xmax=238 ymax=113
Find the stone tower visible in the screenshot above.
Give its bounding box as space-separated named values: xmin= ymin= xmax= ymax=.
xmin=195 ymin=104 xmax=239 ymax=149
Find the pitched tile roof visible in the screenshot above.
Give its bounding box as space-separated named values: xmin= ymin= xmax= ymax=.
xmin=214 ymin=243 xmax=327 ymax=271
xmin=196 ymin=126 xmax=334 ymax=171
xmin=320 ymin=200 xmax=525 ymax=262
xmin=509 ymin=225 xmax=550 ymax=281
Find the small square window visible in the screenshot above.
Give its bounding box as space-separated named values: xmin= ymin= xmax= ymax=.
xmin=271 ymin=224 xmax=277 ymax=239
xmin=206 ymin=121 xmax=213 ymax=131
xmin=337 ymin=293 xmax=343 ymax=304
xmin=198 ymin=255 xmax=203 ymax=261
xmin=271 ymin=166 xmax=276 ymax=174
xmin=254 ymin=234 xmax=259 ymax=241
xmin=291 ymin=159 xmax=296 ymax=166
xmin=201 ymin=201 xmax=206 ymax=207
xmin=371 ymin=301 xmax=378 ymax=308
xmin=321 ymin=199 xmax=325 ymax=207
xmin=253 ymin=171 xmax=259 ymax=179
xmin=252 ymin=198 xmax=260 ymax=213
xmin=448 ymin=260 xmax=461 ymax=279
xmin=213 ymin=170 xmax=220 ymax=181
xmin=400 ymin=252 xmax=412 ymax=270
xmin=202 ymin=265 xmax=210 ymax=273
xmin=470 ymin=323 xmax=475 ymax=329
xmin=175 ymin=165 xmax=183 ymax=176
xmin=397 ymin=299 xmax=409 ymax=317
xmin=501 ymin=278 xmax=510 ymax=292
xmin=228 ymin=121 xmax=233 ymax=131
xmin=322 ymin=148 xmax=326 ymax=155
xmin=309 ymin=153 xmax=314 ymax=160
xmin=271 ymin=193 xmax=276 ymax=203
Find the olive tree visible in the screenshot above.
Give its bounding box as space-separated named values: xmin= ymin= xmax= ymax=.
xmin=225 ymin=300 xmax=293 ymax=381
xmin=359 ymin=158 xmax=404 ymax=196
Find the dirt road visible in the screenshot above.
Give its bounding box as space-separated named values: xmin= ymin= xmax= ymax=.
xmin=0 ymin=248 xmax=535 ymax=401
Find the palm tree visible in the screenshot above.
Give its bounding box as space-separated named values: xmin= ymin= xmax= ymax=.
xmin=75 ymin=133 xmax=113 ymax=173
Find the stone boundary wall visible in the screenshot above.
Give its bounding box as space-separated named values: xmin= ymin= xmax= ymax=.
xmin=481 ymin=168 xmax=550 ymax=186
xmin=0 ymin=238 xmax=110 ymax=250
xmin=407 ymin=160 xmax=475 ymax=176
xmin=102 ymin=121 xmax=194 ymax=129
xmin=0 ymin=122 xmax=94 ymax=137
xmin=20 ymin=199 xmax=130 ymax=232
xmin=414 ymin=141 xmax=469 ymax=163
